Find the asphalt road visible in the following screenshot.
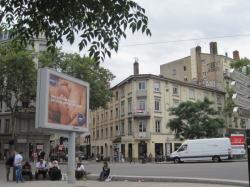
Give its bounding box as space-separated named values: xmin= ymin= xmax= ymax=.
xmin=0 ymin=161 xmax=248 ymax=182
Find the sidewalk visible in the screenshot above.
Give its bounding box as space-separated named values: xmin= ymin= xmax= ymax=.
xmin=0 ymin=180 xmax=245 ymax=187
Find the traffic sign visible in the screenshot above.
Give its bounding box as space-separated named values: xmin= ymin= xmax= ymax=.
xmin=232 ymin=93 xmax=250 ymax=110
xmin=231 ymin=81 xmax=250 ymax=97
xmin=229 ymin=69 xmax=250 ymax=86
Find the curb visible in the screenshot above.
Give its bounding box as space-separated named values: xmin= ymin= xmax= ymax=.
xmin=87 ymin=174 xmax=248 ymax=187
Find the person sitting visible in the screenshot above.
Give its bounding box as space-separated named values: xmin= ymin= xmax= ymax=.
xmin=98 ymin=161 xmax=110 ymax=181
xmin=75 ymin=162 xmax=86 ymax=180
xmin=22 ymin=161 xmax=33 ymax=180
xmin=35 ymin=159 xmax=48 ymax=180
xmin=48 ymin=160 xmax=61 ymax=180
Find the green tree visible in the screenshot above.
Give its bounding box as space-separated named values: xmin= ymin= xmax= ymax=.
xmin=39 ymin=49 xmax=115 ymax=110
xmin=1 ymin=0 xmax=151 ymax=61
xmin=167 ymin=98 xmax=224 ymax=139
xmin=230 ymin=57 xmax=250 ymax=75
xmin=0 ymin=43 xmax=37 ymax=137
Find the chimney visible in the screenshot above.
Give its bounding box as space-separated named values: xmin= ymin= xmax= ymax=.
xmin=233 ymin=50 xmax=240 ymax=60
xmin=196 ymin=46 xmax=201 ymax=54
xmin=209 ymin=42 xmax=218 ymax=55
xmin=134 ymin=59 xmax=139 ymax=75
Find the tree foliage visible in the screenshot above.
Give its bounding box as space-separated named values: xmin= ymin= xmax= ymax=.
xmin=1 ymin=0 xmax=151 ymax=61
xmin=167 ymin=98 xmax=224 ymax=139
xmin=230 ymin=57 xmax=250 ymax=75
xmin=38 ymin=48 xmax=115 ymax=110
xmin=0 ymin=43 xmax=37 ymax=113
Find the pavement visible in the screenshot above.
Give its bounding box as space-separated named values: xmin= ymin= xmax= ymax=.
xmin=0 ymin=180 xmax=247 ymax=187
xmin=0 ymin=159 xmax=248 ymax=187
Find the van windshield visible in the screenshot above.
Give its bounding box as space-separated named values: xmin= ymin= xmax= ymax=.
xmin=177 ymin=144 xmax=187 ymax=152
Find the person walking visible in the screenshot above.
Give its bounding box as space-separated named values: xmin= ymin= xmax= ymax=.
xmin=5 ymin=150 xmax=14 ymax=181
xmin=14 ymin=151 xmax=24 ymax=183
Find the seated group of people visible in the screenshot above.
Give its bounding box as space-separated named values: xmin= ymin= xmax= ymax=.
xmin=21 ymin=159 xmax=62 ymax=180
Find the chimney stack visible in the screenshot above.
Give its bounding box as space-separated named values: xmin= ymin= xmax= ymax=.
xmin=209 ymin=42 xmax=218 ymax=55
xmin=134 ymin=59 xmax=139 ymax=75
xmin=233 ymin=50 xmax=240 ymax=60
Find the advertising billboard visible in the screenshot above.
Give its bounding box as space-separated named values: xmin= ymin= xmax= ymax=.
xmin=230 ymin=134 xmax=245 ymax=145
xmin=36 ymin=68 xmax=89 ymax=132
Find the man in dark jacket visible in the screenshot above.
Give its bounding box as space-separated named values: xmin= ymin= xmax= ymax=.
xmin=5 ymin=151 xmax=14 ymax=181
xmin=98 ymin=161 xmax=110 ymax=181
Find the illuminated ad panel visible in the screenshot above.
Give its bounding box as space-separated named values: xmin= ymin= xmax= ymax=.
xmin=36 ymin=68 xmax=89 ymax=132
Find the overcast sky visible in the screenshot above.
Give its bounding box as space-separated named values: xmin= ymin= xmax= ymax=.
xmin=61 ymin=0 xmax=250 ymax=86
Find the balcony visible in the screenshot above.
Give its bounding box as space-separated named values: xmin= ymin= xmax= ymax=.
xmin=133 ymin=131 xmax=151 ymax=140
xmin=136 ymin=90 xmax=147 ymax=97
xmin=133 ymin=109 xmax=150 ymax=118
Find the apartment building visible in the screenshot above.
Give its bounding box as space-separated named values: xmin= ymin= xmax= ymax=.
xmin=0 ymin=31 xmax=50 ymax=160
xmin=160 ymin=42 xmax=245 ymax=133
xmin=90 ymin=62 xmax=225 ymax=162
xmin=160 ymin=42 xmax=238 ymax=91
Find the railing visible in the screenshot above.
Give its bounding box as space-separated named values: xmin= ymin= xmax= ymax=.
xmin=133 ymin=131 xmax=151 ymax=139
xmin=136 ymin=90 xmax=147 ymax=96
xmin=133 ymin=109 xmax=150 ymax=118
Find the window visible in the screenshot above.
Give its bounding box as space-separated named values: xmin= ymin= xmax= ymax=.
xmin=128 ymin=98 xmax=132 ymax=113
xmin=155 ymin=119 xmax=161 ymax=133
xmin=177 ymin=144 xmax=187 ymax=152
xmin=106 ymin=111 xmax=108 ymax=119
xmin=121 ymin=120 xmax=125 ymax=135
xmin=121 ymin=87 xmax=125 ymax=97
xmin=139 ymin=120 xmax=147 ymax=132
xmin=106 ymin=128 xmax=108 ymax=138
xmin=115 ymin=107 xmax=118 ymax=118
xmin=189 ymin=88 xmax=195 ymax=99
xmin=115 ymin=91 xmax=118 ymax=100
xmin=110 ymin=110 xmax=113 ymax=119
xmin=183 ymin=66 xmax=186 ymax=71
xmin=217 ymin=95 xmax=222 ymax=105
xmin=154 ymin=81 xmax=160 ymax=92
xmin=4 ymin=119 xmax=10 ymax=133
xmin=138 ymin=99 xmax=146 ymax=111
xmin=0 ymin=102 xmax=2 ymax=112
xmin=172 ymin=69 xmax=176 ymax=75
xmin=173 ymin=99 xmax=179 ymax=107
xmin=128 ymin=119 xmax=132 ymax=135
xmin=138 ymin=81 xmax=146 ymax=90
xmin=110 ymin=127 xmax=113 ymax=137
xmin=101 ymin=129 xmax=103 ymax=139
xmin=154 ymin=97 xmax=161 ymax=111
xmin=172 ymin=84 xmax=179 ymax=96
xmin=121 ymin=101 xmax=125 ymax=115
xmin=101 ymin=113 xmax=104 ymax=120
xmin=97 ymin=130 xmax=99 ymax=139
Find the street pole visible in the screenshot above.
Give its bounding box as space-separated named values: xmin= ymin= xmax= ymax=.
xmin=247 ymin=119 xmax=250 ymax=187
xmin=67 ymin=131 xmax=76 ymax=184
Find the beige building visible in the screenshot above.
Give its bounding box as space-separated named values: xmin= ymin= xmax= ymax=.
xmin=90 ymin=62 xmax=225 ymax=162
xmin=0 ymin=31 xmax=50 ymax=160
xmin=160 ymin=42 xmax=245 ymax=133
xmin=160 ymin=42 xmax=239 ymax=92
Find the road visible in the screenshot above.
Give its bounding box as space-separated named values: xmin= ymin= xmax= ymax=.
xmin=0 ymin=161 xmax=248 ymax=182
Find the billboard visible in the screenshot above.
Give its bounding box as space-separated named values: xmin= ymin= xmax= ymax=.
xmin=230 ymin=134 xmax=245 ymax=145
xmin=36 ymin=68 xmax=89 ymax=132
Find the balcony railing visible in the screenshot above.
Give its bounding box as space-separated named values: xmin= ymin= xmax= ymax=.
xmin=136 ymin=89 xmax=147 ymax=97
xmin=133 ymin=131 xmax=151 ymax=140
xmin=133 ymin=109 xmax=150 ymax=118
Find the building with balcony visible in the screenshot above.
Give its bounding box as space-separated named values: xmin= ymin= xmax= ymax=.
xmin=160 ymin=42 xmax=245 ymax=133
xmin=0 ymin=30 xmax=50 ymax=160
xmin=90 ymin=62 xmax=225 ymax=162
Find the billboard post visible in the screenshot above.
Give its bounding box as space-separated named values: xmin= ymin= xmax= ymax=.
xmin=36 ymin=68 xmax=89 ymax=184
xmin=68 ymin=132 xmax=76 ymax=183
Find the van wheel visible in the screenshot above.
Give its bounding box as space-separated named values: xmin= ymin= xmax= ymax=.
xmin=213 ymin=156 xmax=220 ymax=162
xmin=174 ymin=157 xmax=180 ymax=164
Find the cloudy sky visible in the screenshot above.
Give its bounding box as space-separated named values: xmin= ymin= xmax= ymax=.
xmin=61 ymin=0 xmax=250 ymax=86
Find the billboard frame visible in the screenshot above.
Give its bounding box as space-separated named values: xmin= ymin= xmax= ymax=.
xmin=35 ymin=68 xmax=89 ymax=133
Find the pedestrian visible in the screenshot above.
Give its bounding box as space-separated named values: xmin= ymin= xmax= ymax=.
xmin=22 ymin=161 xmax=33 ymax=180
xmin=14 ymin=151 xmax=24 ymax=183
xmin=98 ymin=161 xmax=110 ymax=181
xmin=75 ymin=162 xmax=86 ymax=180
xmin=5 ymin=150 xmax=14 ymax=181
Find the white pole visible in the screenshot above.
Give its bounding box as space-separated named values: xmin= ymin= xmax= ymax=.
xmin=67 ymin=132 xmax=76 ymax=184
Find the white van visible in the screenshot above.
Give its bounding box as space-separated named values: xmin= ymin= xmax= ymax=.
xmin=170 ymin=138 xmax=232 ymax=163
